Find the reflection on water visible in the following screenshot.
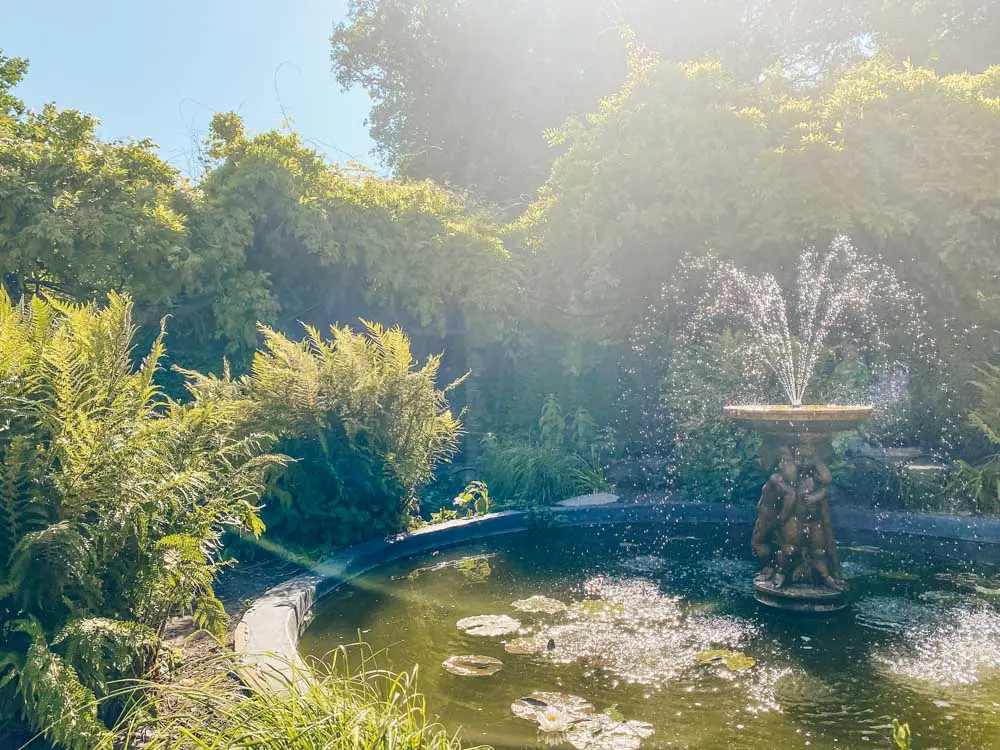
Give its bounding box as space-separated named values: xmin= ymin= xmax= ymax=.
xmin=299 ymin=524 xmax=1000 ymax=750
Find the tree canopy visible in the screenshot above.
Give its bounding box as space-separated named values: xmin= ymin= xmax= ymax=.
xmin=0 ymin=51 xmax=191 ymax=312
xmin=171 ymin=112 xmax=510 ymax=369
xmin=332 ymin=0 xmax=1000 ymax=206
xmin=1 ymin=53 xmax=511 ymax=375
xmin=517 ymin=54 xmax=1000 ymax=345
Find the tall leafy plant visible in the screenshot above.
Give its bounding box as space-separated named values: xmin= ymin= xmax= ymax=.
xmin=951 ymin=363 xmax=1000 ymax=514
xmin=0 ymin=292 xmax=280 ymax=749
xmin=185 ymin=321 xmax=464 ymax=550
xmin=479 ymin=394 xmax=610 ymax=507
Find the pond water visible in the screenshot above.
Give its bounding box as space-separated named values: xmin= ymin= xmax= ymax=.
xmin=299 ymin=524 xmax=1000 ymax=749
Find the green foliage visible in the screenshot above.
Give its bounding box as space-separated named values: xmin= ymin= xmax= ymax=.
xmin=332 ymin=2 xmax=1000 ymax=207
xmin=521 ymin=58 xmax=1000 ymax=347
xmin=1 ymin=56 xmax=510 ymax=374
xmin=184 ymin=321 xmax=463 ymax=550
xmin=539 ymin=394 xmax=566 ymax=450
xmin=951 ymin=364 xmax=1000 ymax=514
xmin=0 ymin=292 xmax=281 ymax=748
xmin=451 ymin=480 xmax=491 ymax=517
xmin=174 ymin=113 xmax=510 ymax=369
xmin=0 ymin=52 xmax=190 ymax=312
xmin=115 ymin=647 xmax=481 ymax=750
xmin=659 ymin=330 xmax=768 ymax=501
xmin=426 ymin=480 xmax=491 ymax=525
xmin=479 ymin=395 xmax=610 ymax=508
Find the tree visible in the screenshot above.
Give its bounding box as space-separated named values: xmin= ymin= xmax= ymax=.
xmin=168 ymin=113 xmax=512 ymax=374
xmin=518 ymin=55 xmax=1000 ymax=345
xmin=332 ymin=0 xmax=629 ymax=209
xmin=0 ymin=51 xmax=192 ymax=314
xmin=332 ymin=1 xmax=1000 ymax=207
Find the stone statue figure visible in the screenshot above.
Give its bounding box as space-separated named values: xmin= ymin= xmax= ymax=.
xmin=726 ymin=403 xmax=871 ymax=612
xmin=751 ymin=447 xmax=797 ymax=581
xmin=751 ymin=449 xmax=846 ymax=593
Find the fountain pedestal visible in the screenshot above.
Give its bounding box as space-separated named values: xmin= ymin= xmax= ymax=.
xmin=725 ymin=405 xmax=873 ymax=613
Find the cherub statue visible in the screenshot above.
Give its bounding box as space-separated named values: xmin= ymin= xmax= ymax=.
xmin=795 ymin=460 xmax=847 ymax=591
xmin=752 ymin=446 xmax=797 ymax=582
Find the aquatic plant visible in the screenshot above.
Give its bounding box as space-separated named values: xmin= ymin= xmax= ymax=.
xmin=511 ymin=692 xmax=654 ymax=749
xmin=695 ymin=649 xmax=757 ymax=671
xmin=441 ymin=654 xmax=503 ymax=677
xmin=455 ymin=615 xmax=521 ymax=636
xmin=511 ymin=595 xmax=569 ymax=615
xmin=892 ymin=718 xmax=912 ymax=749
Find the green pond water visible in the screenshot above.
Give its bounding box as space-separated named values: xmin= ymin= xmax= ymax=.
xmin=299 ymin=524 xmax=1000 ymax=750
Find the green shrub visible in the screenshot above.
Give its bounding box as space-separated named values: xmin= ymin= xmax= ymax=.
xmin=662 ymin=330 xmax=769 ymax=502
xmin=478 ymin=395 xmax=610 ymax=507
xmin=949 ymin=363 xmax=1000 ymax=515
xmin=0 ymin=292 xmax=281 ymax=749
xmin=184 ymin=321 xmax=464 ymax=550
xmin=115 ymin=647 xmax=480 ymax=750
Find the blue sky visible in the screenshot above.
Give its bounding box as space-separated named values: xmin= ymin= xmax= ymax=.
xmin=3 ymin=0 xmax=378 ymax=178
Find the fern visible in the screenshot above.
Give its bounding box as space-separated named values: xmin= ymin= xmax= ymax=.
xmin=0 ymin=291 xmax=282 ymax=746
xmin=20 ymin=640 xmax=113 ymax=750
xmin=478 ymin=395 xmax=610 ymax=508
xmin=185 ymin=320 xmax=463 ymax=549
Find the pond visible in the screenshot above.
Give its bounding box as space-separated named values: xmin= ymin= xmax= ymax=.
xmin=299 ymin=523 xmax=1000 ymax=749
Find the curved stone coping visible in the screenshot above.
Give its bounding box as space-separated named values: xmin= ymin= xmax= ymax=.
xmin=234 ymin=501 xmax=1000 ymax=686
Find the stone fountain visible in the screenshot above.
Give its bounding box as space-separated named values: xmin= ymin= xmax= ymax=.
xmin=726 ymin=404 xmax=871 ymax=612
xmin=695 ymin=236 xmax=919 ymax=612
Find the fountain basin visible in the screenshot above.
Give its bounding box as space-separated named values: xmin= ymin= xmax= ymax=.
xmin=723 ymin=404 xmax=873 ymax=432
xmin=291 ymin=516 xmax=1000 ymax=750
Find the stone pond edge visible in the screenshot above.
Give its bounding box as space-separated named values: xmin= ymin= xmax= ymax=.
xmin=233 ymin=501 xmax=1000 ymax=686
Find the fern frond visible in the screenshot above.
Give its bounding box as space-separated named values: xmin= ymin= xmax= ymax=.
xmin=53 ymin=618 xmax=158 ymax=695
xmin=20 ymin=641 xmax=113 ymax=750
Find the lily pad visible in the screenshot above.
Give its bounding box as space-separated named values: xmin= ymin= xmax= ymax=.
xmin=695 ymin=648 xmax=756 ymax=671
xmin=511 ymin=692 xmax=595 ymax=723
xmin=441 ymin=654 xmax=503 ymax=676
xmin=565 ymin=714 xmax=655 ymax=750
xmin=512 ymin=595 xmax=568 ymax=614
xmin=974 ymin=585 xmax=1000 ymax=602
xmin=504 ymin=633 xmax=556 ymax=655
xmin=405 ymin=554 xmax=495 ymax=581
xmin=456 ymin=614 xmax=521 ymax=636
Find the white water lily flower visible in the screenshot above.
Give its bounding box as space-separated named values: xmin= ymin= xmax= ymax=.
xmin=536 ymin=707 xmax=573 ymax=733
